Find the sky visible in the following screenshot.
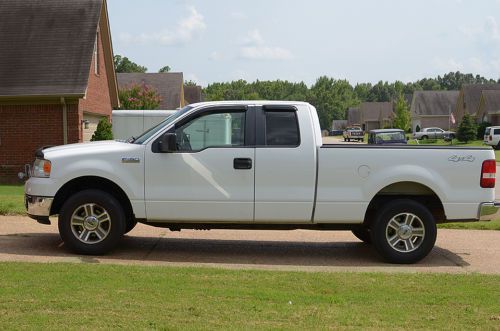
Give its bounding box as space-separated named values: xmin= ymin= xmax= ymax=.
xmin=108 ymin=0 xmax=500 ymax=87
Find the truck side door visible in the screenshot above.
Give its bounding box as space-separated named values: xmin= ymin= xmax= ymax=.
xmin=144 ymin=106 xmax=255 ymax=222
xmin=254 ymin=105 xmax=317 ymax=222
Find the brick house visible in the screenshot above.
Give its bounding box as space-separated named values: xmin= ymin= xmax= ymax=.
xmin=410 ymin=91 xmax=459 ymax=132
xmin=0 ymin=0 xmax=119 ymax=183
xmin=476 ymin=90 xmax=500 ymax=125
xmin=359 ymin=102 xmax=394 ymax=131
xmin=455 ymin=84 xmax=500 ymax=124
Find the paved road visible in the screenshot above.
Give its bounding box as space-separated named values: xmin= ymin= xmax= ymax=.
xmin=1 ymin=215 xmax=499 ymax=274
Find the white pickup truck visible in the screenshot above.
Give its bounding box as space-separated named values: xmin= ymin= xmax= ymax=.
xmin=24 ymin=101 xmax=500 ymax=264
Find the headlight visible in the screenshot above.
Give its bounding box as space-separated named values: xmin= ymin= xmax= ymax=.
xmin=32 ymin=159 xmax=51 ymax=178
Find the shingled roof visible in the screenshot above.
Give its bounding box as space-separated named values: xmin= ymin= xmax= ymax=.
xmin=360 ymin=102 xmax=393 ymax=121
xmin=347 ymin=108 xmax=361 ymax=125
xmin=477 ymin=90 xmax=500 ymax=121
xmin=462 ymin=84 xmax=500 ymax=115
xmin=411 ymin=91 xmax=459 ymax=117
xmin=117 ymin=73 xmax=184 ymax=110
xmin=184 ymin=85 xmax=203 ymax=105
xmin=0 ymin=0 xmax=107 ymax=98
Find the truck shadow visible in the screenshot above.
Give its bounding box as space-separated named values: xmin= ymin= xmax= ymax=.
xmin=0 ymin=232 xmax=469 ymax=269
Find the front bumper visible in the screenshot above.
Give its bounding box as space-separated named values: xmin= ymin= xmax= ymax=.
xmin=479 ymin=202 xmax=500 ymax=221
xmin=25 ymin=195 xmax=53 ymax=224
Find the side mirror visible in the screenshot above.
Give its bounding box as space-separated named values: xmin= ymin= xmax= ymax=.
xmin=159 ymin=133 xmax=177 ymax=153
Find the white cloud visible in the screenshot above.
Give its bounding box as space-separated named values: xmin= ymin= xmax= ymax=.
xmin=432 ymin=57 xmax=464 ymax=72
xmin=445 ymin=16 xmax=500 ymax=77
xmin=239 ymin=29 xmax=293 ymax=61
xmin=240 ymin=46 xmax=293 ymax=61
xmin=209 ymin=51 xmax=223 ymax=61
xmin=230 ymin=12 xmax=247 ymax=20
xmin=119 ymin=6 xmax=206 ymax=46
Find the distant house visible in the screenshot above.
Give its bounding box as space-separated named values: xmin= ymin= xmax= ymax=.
xmin=476 ymin=90 xmax=500 ymax=125
xmin=117 ymin=73 xmax=186 ymax=110
xmin=359 ymin=102 xmax=394 ymax=131
xmin=184 ymin=85 xmax=204 ymax=105
xmin=347 ymin=108 xmax=361 ymax=126
xmin=331 ymin=120 xmax=347 ymax=130
xmin=0 ymin=0 xmax=118 ymax=183
xmin=410 ymin=91 xmax=459 ymax=132
xmin=455 ymin=84 xmax=500 ymax=124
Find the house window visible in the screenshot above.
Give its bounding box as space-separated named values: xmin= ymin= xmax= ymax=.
xmin=94 ymin=32 xmax=99 ymax=75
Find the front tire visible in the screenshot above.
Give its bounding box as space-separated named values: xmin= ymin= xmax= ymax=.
xmin=370 ymin=199 xmax=436 ymax=264
xmin=58 ymin=189 xmax=126 ymax=255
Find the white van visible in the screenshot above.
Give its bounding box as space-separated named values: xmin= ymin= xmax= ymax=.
xmin=484 ymin=126 xmax=500 ymax=149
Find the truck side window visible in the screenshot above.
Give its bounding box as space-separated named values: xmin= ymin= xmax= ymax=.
xmin=265 ymin=111 xmax=300 ymax=146
xmin=175 ymin=111 xmax=245 ymax=152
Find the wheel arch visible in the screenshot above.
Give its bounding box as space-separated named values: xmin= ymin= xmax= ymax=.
xmin=363 ymin=181 xmax=446 ymax=226
xmin=50 ymin=176 xmax=135 ymax=225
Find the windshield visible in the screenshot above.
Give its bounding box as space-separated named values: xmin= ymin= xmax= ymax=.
xmin=133 ymin=106 xmax=193 ymax=144
xmin=372 ymin=131 xmax=405 ymax=142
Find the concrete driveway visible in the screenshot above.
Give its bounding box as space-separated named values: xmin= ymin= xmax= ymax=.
xmin=1 ymin=215 xmax=499 ymax=274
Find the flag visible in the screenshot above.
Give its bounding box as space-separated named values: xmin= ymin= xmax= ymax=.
xmin=450 ymin=112 xmax=456 ymax=125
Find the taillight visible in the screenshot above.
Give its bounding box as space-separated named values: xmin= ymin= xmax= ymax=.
xmin=481 ymin=160 xmax=496 ymax=188
xmin=490 ymin=136 xmax=492 ymax=141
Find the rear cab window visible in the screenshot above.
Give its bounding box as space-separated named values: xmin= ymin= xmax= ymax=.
xmin=262 ymin=109 xmax=300 ymax=147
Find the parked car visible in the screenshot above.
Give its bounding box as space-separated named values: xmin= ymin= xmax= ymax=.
xmin=368 ymin=129 xmax=407 ymax=145
xmin=24 ymin=101 xmax=499 ymax=264
xmin=413 ymin=127 xmax=455 ymax=140
xmin=343 ymin=126 xmax=364 ymax=142
xmin=329 ymin=129 xmax=344 ymax=136
xmin=484 ymin=126 xmax=500 ymax=149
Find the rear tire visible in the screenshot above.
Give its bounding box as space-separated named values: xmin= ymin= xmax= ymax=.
xmin=421 ymin=135 xmax=428 ymax=140
xmin=58 ymin=189 xmax=126 ymax=255
xmin=370 ymin=199 xmax=436 ymax=264
xmin=352 ymin=228 xmax=371 ymax=244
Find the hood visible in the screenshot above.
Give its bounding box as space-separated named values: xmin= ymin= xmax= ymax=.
xmin=40 ymin=141 xmax=138 ymax=160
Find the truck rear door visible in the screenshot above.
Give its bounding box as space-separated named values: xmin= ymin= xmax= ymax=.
xmin=254 ymin=105 xmax=317 ymax=222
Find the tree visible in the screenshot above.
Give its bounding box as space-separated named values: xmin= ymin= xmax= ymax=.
xmin=184 ymin=80 xmax=198 ymax=86
xmin=393 ymin=94 xmax=411 ymax=131
xmin=477 ymin=121 xmax=492 ymax=140
xmin=114 ymin=55 xmax=147 ymax=73
xmin=159 ymin=66 xmax=171 ymax=73
xmin=119 ymin=83 xmax=162 ymax=109
xmin=91 ymin=118 xmax=113 ymax=141
xmin=415 ymin=125 xmax=421 ymax=132
xmin=456 ymin=113 xmax=477 ymax=143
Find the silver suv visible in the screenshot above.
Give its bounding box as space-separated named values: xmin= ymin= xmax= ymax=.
xmin=484 ymin=126 xmax=500 ymax=149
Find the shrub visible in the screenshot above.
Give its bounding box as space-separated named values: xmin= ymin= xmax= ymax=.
xmin=91 ymin=118 xmax=113 ymax=141
xmin=415 ymin=125 xmax=420 ymax=132
xmin=456 ymin=114 xmax=477 ymax=143
xmin=119 ymin=83 xmax=162 ymax=110
xmin=477 ymin=121 xmax=491 ymax=139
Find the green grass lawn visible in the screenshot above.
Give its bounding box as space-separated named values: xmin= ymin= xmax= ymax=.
xmin=0 ymin=185 xmax=25 ymax=215
xmin=0 ymin=263 xmax=498 ymax=329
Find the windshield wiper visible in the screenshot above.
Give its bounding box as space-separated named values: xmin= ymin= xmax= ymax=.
xmin=126 ymin=136 xmax=136 ymax=143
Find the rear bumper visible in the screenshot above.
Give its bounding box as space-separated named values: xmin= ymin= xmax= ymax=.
xmin=479 ymin=201 xmax=500 ymax=221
